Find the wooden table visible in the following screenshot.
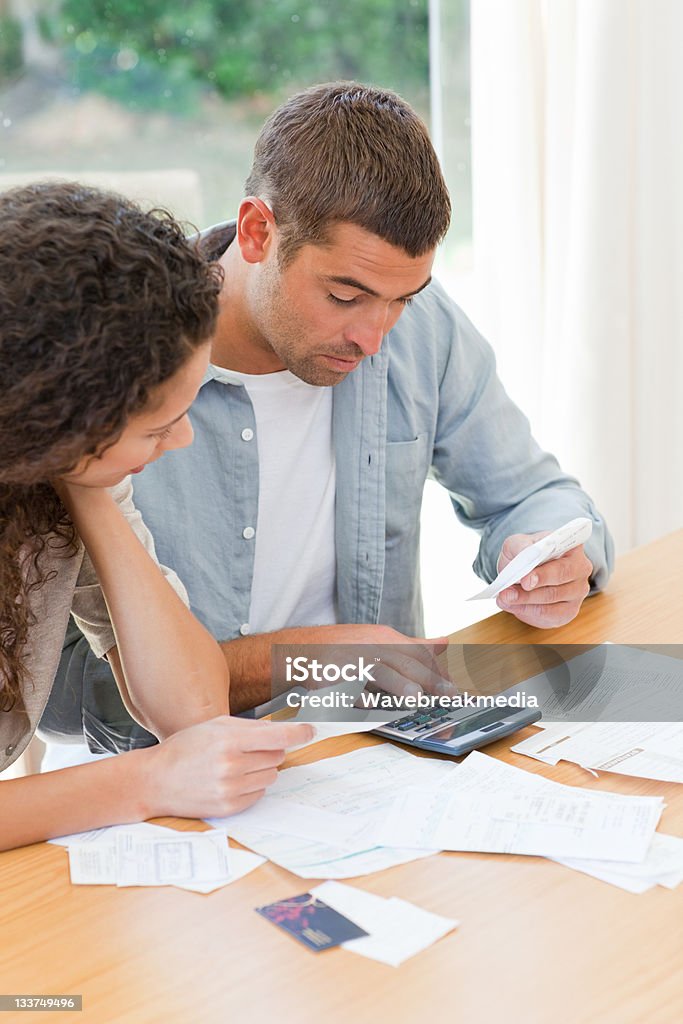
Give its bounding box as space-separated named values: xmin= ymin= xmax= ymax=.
xmin=2 ymin=533 xmax=682 ymax=1024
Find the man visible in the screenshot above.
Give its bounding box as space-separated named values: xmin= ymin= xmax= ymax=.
xmin=46 ymin=82 xmax=612 ymax=750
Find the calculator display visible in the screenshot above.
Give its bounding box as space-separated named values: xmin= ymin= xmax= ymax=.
xmin=426 ymin=707 xmax=512 ymax=743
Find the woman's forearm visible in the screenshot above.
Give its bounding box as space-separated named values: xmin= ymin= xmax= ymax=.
xmin=0 ymin=750 xmax=152 ymax=851
xmin=0 ymin=716 xmax=314 ymax=851
xmin=63 ymin=485 xmax=229 ymax=738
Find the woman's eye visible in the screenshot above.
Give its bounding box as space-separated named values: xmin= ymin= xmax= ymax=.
xmin=151 ymin=426 xmax=173 ymax=440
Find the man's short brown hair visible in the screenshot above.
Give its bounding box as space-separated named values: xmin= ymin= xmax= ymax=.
xmin=245 ymin=81 xmax=451 ymax=266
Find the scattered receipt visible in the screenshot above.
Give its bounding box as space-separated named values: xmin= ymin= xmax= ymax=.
xmin=469 ymin=517 xmax=592 ymax=600
xmin=416 ymin=751 xmax=680 ymax=892
xmin=64 ymin=822 xmax=265 ymax=893
xmin=373 ymin=786 xmax=663 ymax=862
xmin=208 ymin=745 xmax=450 ymax=878
xmin=114 ymin=830 xmax=231 ymax=888
xmin=310 ymin=881 xmax=458 ymax=967
xmin=512 ymin=721 xmax=683 ymax=784
xmin=554 ymin=833 xmax=683 ymax=894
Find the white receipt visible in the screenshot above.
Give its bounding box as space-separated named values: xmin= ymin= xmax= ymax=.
xmin=207 ymin=744 xmax=449 ymax=878
xmin=68 ymin=842 xmax=118 ymax=885
xmin=513 ymin=720 xmax=683 ymax=784
xmin=469 ymin=517 xmax=593 ymax=600
xmin=51 ymin=820 xmax=172 ymax=848
xmin=65 ymin=823 xmax=264 ymax=892
xmin=554 ymin=833 xmax=683 ymax=894
xmin=409 ymin=751 xmax=679 ymax=891
xmin=266 ymin=743 xmax=456 ymax=812
xmin=515 ymin=644 xmax=683 ymax=725
xmin=177 ymin=848 xmax=267 ymax=893
xmin=115 ymin=830 xmax=231 ymax=887
xmin=374 ymin=786 xmax=663 ymax=862
xmin=208 ymin=822 xmax=436 ymax=879
xmin=289 ymin=718 xmax=383 ymax=750
xmin=210 ymin=794 xmax=374 ymax=850
xmin=311 ymin=881 xmax=458 ymax=967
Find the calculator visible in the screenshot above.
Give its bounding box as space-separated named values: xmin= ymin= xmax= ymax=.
xmin=373 ymin=703 xmax=542 ymax=757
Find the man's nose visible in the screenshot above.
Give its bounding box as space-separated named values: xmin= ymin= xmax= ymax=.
xmin=345 ymin=310 xmax=390 ymax=356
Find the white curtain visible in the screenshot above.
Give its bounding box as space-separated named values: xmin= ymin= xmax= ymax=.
xmin=466 ymin=0 xmax=683 ymax=554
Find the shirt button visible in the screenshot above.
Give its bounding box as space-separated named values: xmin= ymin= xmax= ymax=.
xmin=242 ymin=526 xmax=255 ymax=540
xmin=241 ymin=428 xmax=254 ymax=441
xmin=5 ymin=744 xmax=15 ymax=756
xmin=239 ymin=623 xmax=250 ymax=636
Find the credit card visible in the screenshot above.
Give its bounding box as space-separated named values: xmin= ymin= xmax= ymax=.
xmin=256 ymin=892 xmax=369 ymax=951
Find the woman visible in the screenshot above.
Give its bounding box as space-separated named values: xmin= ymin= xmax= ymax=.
xmin=0 ymin=182 xmax=311 ymax=850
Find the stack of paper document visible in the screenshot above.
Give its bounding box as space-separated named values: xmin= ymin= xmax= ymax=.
xmin=512 ymin=721 xmax=683 ymax=784
xmin=310 ymin=881 xmax=458 ymax=967
xmin=210 ymin=746 xmax=683 ymax=893
xmin=52 ymin=822 xmax=265 ymax=893
xmin=50 ymin=744 xmax=680 ymax=895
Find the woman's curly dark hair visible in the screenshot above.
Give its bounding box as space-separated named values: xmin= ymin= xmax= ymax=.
xmin=0 ymin=181 xmax=222 ymax=711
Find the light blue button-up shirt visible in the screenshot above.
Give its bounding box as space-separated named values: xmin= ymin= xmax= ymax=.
xmin=46 ymin=225 xmax=613 ymax=749
xmin=130 ymin=277 xmax=613 ymax=640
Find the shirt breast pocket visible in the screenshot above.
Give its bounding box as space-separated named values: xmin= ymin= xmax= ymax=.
xmin=384 ymin=434 xmax=430 ymax=547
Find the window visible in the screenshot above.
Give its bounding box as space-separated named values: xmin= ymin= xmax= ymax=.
xmin=1 ymin=1 xmax=441 ymax=225
xmin=1 ymin=1 xmax=478 ymax=636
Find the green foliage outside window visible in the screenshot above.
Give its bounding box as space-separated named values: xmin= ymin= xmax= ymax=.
xmin=0 ymin=15 xmax=23 ymax=82
xmin=41 ymin=0 xmax=429 ymax=111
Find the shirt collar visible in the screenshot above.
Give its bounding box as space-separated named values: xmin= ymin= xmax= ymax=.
xmin=200 ymin=364 xmax=245 ymax=388
xmin=195 ymin=221 xmax=242 ymax=388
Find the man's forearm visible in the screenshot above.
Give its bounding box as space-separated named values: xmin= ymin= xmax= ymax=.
xmin=220 ymin=622 xmax=438 ymax=714
xmin=222 ymin=624 xmax=373 ymax=714
xmin=220 ymin=627 xmax=323 ymax=714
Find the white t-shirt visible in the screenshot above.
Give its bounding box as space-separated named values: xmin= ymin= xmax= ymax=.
xmin=227 ymin=368 xmax=337 ymax=634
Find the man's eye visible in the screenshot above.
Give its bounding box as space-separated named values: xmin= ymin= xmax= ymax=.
xmin=328 ymin=294 xmax=358 ymax=306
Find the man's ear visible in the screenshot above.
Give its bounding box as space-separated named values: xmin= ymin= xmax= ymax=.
xmin=237 ymin=197 xmax=276 ymax=264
